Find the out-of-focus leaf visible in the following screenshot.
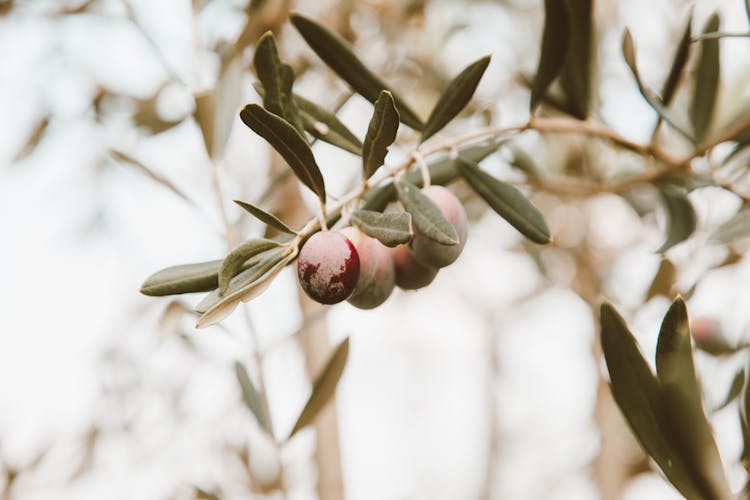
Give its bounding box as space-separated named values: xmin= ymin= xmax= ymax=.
xmin=234 ymin=199 xmax=296 ymax=235
xmin=289 ymin=337 xmax=350 ymax=438
xmin=240 ymin=104 xmax=326 ymax=203
xmin=600 ymin=303 xmax=701 ymax=499
xmin=715 ymin=370 xmax=745 ymax=411
xmin=622 ymin=30 xmax=695 ymax=142
xmin=362 ymin=91 xmax=400 ymax=178
xmin=395 ymin=180 xmax=458 ymax=245
xmin=741 ymin=359 xmax=750 ymax=464
xmin=110 ymin=149 xmax=193 ymax=205
xmin=13 ymin=116 xmax=49 ymax=163
xmin=711 ymin=208 xmax=750 ymax=243
xmin=655 ymin=298 xmax=731 ymax=500
xmin=656 ymin=184 xmax=696 ymax=252
xmin=350 ymin=210 xmax=412 ymax=247
xmin=219 ymin=239 xmax=282 ymax=294
xmin=133 ymin=88 xmax=184 ymax=135
xmin=456 ymin=157 xmax=551 ymax=244
xmin=196 ymin=249 xmax=292 ymax=328
xmin=194 ymin=91 xmax=214 ymax=157
xmin=690 ymin=13 xmax=721 ymax=143
xmin=295 ymin=93 xmax=362 ymax=155
xmin=141 ymin=260 xmax=224 ymax=296
xmin=646 ymin=258 xmax=676 ymax=300
xmin=289 ymin=13 xmax=424 ymax=130
xmin=530 ymin=0 xmax=570 ymax=112
xmin=234 ymin=362 xmax=270 ymax=433
xmin=559 ymin=0 xmax=593 ymax=119
xmin=509 ymin=146 xmax=541 ymax=178
xmin=661 ymin=13 xmax=693 ymax=107
xmin=421 ymin=55 xmax=491 ymax=142
xmin=361 ymin=140 xmax=504 ymax=212
xmin=746 ymin=0 xmax=750 ymax=25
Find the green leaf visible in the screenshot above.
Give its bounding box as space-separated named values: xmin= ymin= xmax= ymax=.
xmin=290 ymin=13 xmax=424 ymax=130
xmin=254 ymin=82 xmax=363 ymax=155
xmin=656 ymin=184 xmax=696 ymax=252
xmin=714 ymin=369 xmax=745 ymax=411
xmin=289 ymin=337 xmax=350 ymax=438
xmin=660 ymin=13 xmax=693 ymax=107
xmin=219 ymin=239 xmax=282 ymax=294
xmin=141 ymin=260 xmax=224 ymax=296
xmin=295 ymin=93 xmax=363 ymax=155
xmin=655 ymin=298 xmax=732 ymax=500
xmin=395 ymin=180 xmax=458 ymax=245
xmin=350 ymin=210 xmax=413 ymax=247
xmin=362 ymin=91 xmax=400 ymax=178
xmin=691 ymin=13 xmax=721 ymax=143
xmin=621 ymin=30 xmax=695 ymax=142
xmin=456 ymin=157 xmax=551 ymax=244
xmin=530 ymin=0 xmax=570 ymax=112
xmin=600 ymin=303 xmax=701 ymax=499
xmin=240 ymin=104 xmax=326 ymax=203
xmin=508 ymin=146 xmax=541 ymax=178
xmin=234 ymin=199 xmax=296 ymax=235
xmin=559 ymin=0 xmax=593 ymax=119
xmin=234 ymin=361 xmax=270 ymax=433
xmin=196 ymin=249 xmax=291 ymax=328
xmin=646 ymin=258 xmax=676 ymax=301
xmin=711 ymin=208 xmax=750 ymax=243
xmin=254 ymin=32 xmax=286 ymax=118
xmin=361 ymin=140 xmax=504 ymax=212
xmin=421 ymin=55 xmax=491 ymax=142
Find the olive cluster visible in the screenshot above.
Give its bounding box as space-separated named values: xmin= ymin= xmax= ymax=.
xmin=297 ymin=185 xmax=468 ymax=307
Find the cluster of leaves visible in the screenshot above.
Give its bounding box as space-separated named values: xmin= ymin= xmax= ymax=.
xmin=141 ymin=12 xmax=552 ymax=328
xmin=602 ymin=298 xmax=750 ymax=499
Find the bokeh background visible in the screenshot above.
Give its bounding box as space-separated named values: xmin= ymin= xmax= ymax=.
xmin=2 ymin=0 xmax=750 ymax=499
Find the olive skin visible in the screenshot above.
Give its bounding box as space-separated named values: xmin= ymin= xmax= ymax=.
xmin=410 ymin=185 xmax=468 ymax=268
xmin=347 ymin=234 xmax=396 ymax=309
xmin=391 ymin=243 xmax=438 ymax=290
xmin=297 ymin=231 xmax=360 ymax=304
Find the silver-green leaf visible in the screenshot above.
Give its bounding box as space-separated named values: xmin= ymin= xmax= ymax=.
xmin=240 ymin=104 xmax=326 ymax=203
xmin=530 ymin=0 xmax=570 ymax=113
xmin=362 ymin=90 xmax=399 ymax=178
xmin=218 ymin=239 xmax=282 ymax=294
xmin=456 ymin=157 xmax=551 ymax=244
xmin=656 ymin=184 xmax=696 ymax=252
xmin=234 ymin=199 xmax=296 ymax=235
xmin=289 ymin=337 xmax=350 ymax=438
xmin=141 ymin=260 xmax=224 ymax=296
xmin=421 ymin=55 xmax=491 ymax=142
xmin=395 ymin=180 xmax=458 ymax=245
xmin=290 ymin=13 xmax=424 ymax=130
xmin=350 ymin=210 xmax=413 ymax=247
xmin=690 ymin=13 xmax=721 ymax=143
xmin=234 ymin=361 xmax=271 ymax=433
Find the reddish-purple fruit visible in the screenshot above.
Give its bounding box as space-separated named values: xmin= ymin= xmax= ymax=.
xmin=391 ymin=243 xmax=438 ymax=290
xmin=297 ymin=231 xmax=360 ymax=305
xmin=347 ymin=232 xmax=396 ymax=309
xmin=410 ymin=185 xmax=469 ymax=268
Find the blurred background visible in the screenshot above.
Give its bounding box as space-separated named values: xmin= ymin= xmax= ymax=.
xmin=2 ymin=0 xmax=750 ymax=498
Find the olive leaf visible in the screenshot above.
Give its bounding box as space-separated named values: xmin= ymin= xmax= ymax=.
xmin=655 ymin=298 xmax=732 ymax=500
xmin=711 ymin=208 xmax=750 ymax=243
xmin=290 ymin=13 xmax=424 ymax=130
xmin=234 ymin=361 xmax=271 ymax=433
xmin=395 ymin=180 xmax=458 ymax=245
xmin=690 ymin=13 xmax=721 ymax=143
xmin=254 ymin=32 xmax=286 ymax=118
xmin=350 ymin=210 xmax=413 ymax=247
xmin=600 ymin=303 xmax=702 ymax=499
xmin=656 ymin=184 xmax=696 ymax=252
xmin=530 ymin=0 xmax=570 ymax=113
xmin=240 ymin=104 xmax=326 ymax=203
xmin=218 ymin=239 xmax=282 ymax=294
xmin=289 ymin=337 xmax=350 ymax=438
xmin=558 ymin=0 xmax=593 ymax=119
xmin=254 ymin=82 xmax=363 ymax=155
xmin=456 ymin=157 xmax=551 ymax=244
xmin=715 ymin=370 xmax=745 ymax=411
xmin=234 ymin=199 xmax=296 ymax=235
xmin=362 ymin=90 xmax=400 ymax=178
xmin=295 ymin=93 xmax=363 ymax=155
xmin=195 ymin=249 xmax=292 ymax=328
xmin=660 ymin=12 xmax=693 ymax=107
xmin=141 ymin=260 xmax=224 ymax=296
xmin=621 ymin=29 xmax=695 ymax=142
xmin=421 ymin=55 xmax=491 ymax=142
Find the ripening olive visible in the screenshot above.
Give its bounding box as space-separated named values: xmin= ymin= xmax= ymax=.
xmin=297 ymin=230 xmax=360 ymax=304
xmin=347 ymin=233 xmax=396 ymax=309
xmin=391 ymin=243 xmax=438 ymax=290
xmin=410 ymin=185 xmax=468 ymax=268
